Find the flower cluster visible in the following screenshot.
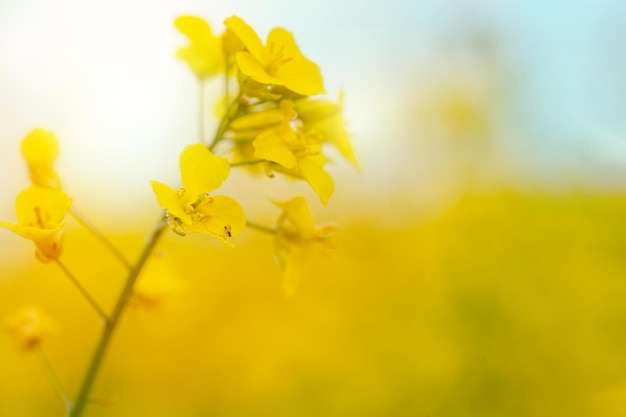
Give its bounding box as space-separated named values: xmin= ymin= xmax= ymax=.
xmin=1 ymin=14 xmax=353 ymax=416
xmin=170 ymin=14 xmax=355 ymax=287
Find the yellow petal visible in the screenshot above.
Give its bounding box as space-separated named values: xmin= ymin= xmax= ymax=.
xmin=20 ymin=128 xmax=60 ymax=166
xmin=229 ymin=108 xmax=283 ymax=132
xmin=174 ymin=16 xmax=223 ymax=79
xmin=196 ymin=195 xmax=246 ymax=245
xmin=235 ymin=51 xmax=276 ymax=85
xmin=150 ymin=181 xmax=191 ymax=225
xmin=0 ymin=220 xmax=64 ymax=262
xmin=267 ymin=28 xmax=325 ymax=96
xmin=223 ymin=15 xmax=265 ymax=63
xmin=14 ymin=186 xmax=71 ymax=227
xmin=254 ymin=130 xmax=297 ymax=168
xmin=274 ymin=196 xmax=315 ymax=232
xmin=179 ymin=144 xmax=230 ymax=197
xmin=298 ymin=157 xmax=334 ymax=205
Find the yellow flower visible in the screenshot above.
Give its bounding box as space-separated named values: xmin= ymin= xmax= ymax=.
xmin=294 ymin=94 xmax=359 ymax=168
xmin=274 ymin=197 xmax=336 ymax=296
xmin=20 ymin=128 xmax=62 ymax=189
xmin=223 ymin=15 xmax=325 ymax=96
xmin=175 ymin=16 xmax=224 ymax=80
xmin=6 ymin=306 xmax=56 ymax=351
xmin=151 ymin=144 xmax=246 ymax=246
xmin=0 ymin=186 xmax=72 ymax=262
xmin=254 ymin=100 xmax=334 ymax=204
xmin=131 ymin=253 xmax=183 ymax=312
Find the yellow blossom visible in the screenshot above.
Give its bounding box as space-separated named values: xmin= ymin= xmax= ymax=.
xmin=175 ymin=16 xmax=224 ymax=80
xmin=294 ymin=94 xmax=359 ymax=168
xmin=20 ymin=128 xmax=62 ymax=189
xmin=131 ymin=253 xmax=183 ymax=312
xmin=223 ymin=15 xmax=325 ymax=96
xmin=254 ymin=100 xmax=334 ymax=204
xmin=6 ymin=306 xmax=56 ymax=351
xmin=151 ymin=144 xmax=246 ymax=246
xmin=0 ymin=186 xmax=72 ymax=262
xmin=274 ymin=196 xmax=336 ymax=296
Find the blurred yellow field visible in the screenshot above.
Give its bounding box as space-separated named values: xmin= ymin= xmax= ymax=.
xmin=2 ymin=190 xmax=626 ymax=416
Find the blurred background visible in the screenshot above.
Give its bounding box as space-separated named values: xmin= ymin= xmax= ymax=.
xmin=2 ymin=0 xmax=626 ymax=416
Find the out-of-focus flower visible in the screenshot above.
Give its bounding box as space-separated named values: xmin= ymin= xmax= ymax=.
xmin=254 ymin=100 xmax=334 ymax=204
xmin=0 ymin=186 xmax=72 ymax=262
xmin=295 ymin=94 xmax=359 ymax=168
xmin=20 ymin=128 xmax=62 ymax=189
xmin=223 ymin=15 xmax=325 ymax=96
xmin=175 ymin=16 xmax=224 ymax=80
xmin=151 ymin=144 xmax=246 ymax=246
xmin=6 ymin=306 xmax=56 ymax=351
xmin=274 ymin=196 xmax=336 ymax=296
xmin=131 ymin=253 xmax=183 ymax=312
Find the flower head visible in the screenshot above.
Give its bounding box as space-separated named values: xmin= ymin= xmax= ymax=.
xmin=254 ymin=100 xmax=334 ymax=204
xmin=21 ymin=128 xmax=62 ymax=189
xmin=6 ymin=306 xmax=57 ymax=351
xmin=274 ymin=196 xmax=336 ymax=295
xmin=295 ymin=95 xmax=359 ymax=168
xmin=0 ymin=186 xmax=72 ymax=262
xmin=224 ymin=15 xmax=325 ymax=96
xmin=151 ymin=144 xmax=246 ymax=246
xmin=175 ymin=16 xmax=224 ymax=80
xmin=131 ymin=253 xmax=183 ymax=312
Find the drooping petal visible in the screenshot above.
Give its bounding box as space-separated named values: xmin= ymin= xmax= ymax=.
xmin=179 ymin=144 xmax=230 ymax=197
xmin=254 ymin=130 xmax=297 ymax=169
xmin=298 ymin=157 xmax=334 ymax=205
xmin=151 ymin=181 xmax=192 ymax=225
xmin=223 ymin=16 xmax=265 ymax=63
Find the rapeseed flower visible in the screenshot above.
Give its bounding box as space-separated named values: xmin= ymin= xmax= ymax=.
xmin=254 ymin=100 xmax=334 ymax=204
xmin=175 ymin=16 xmax=224 ymax=80
xmin=20 ymin=128 xmax=62 ymax=189
xmin=6 ymin=306 xmax=56 ymax=351
xmin=295 ymin=95 xmax=359 ymax=168
xmin=224 ymin=15 xmax=325 ymax=96
xmin=151 ymin=144 xmax=246 ymax=246
xmin=0 ymin=186 xmax=72 ymax=262
xmin=274 ymin=196 xmax=336 ymax=295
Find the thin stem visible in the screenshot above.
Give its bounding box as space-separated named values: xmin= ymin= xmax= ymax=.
xmin=230 ymin=159 xmax=266 ymax=168
xmin=70 ymin=210 xmax=132 ymax=270
xmin=37 ymin=345 xmax=72 ymax=412
xmin=208 ymin=95 xmax=240 ymax=152
xmin=246 ymin=221 xmax=276 ymax=235
xmin=68 ymin=215 xmax=168 ymax=417
xmin=55 ymin=260 xmax=109 ymax=323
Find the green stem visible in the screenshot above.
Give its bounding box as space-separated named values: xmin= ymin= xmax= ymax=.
xmin=55 ymin=260 xmax=109 ymax=324
xmin=246 ymin=221 xmax=276 ymax=235
xmin=208 ymin=96 xmax=240 ymax=152
xmin=37 ymin=345 xmax=72 ymax=412
xmin=70 ymin=210 xmax=132 ymax=270
xmin=230 ymin=159 xmax=266 ymax=168
xmin=68 ymin=215 xmax=168 ymax=417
